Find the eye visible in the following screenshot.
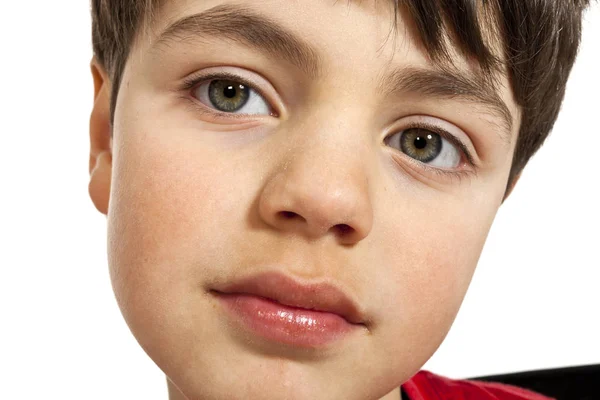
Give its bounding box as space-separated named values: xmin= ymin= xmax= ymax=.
xmin=386 ymin=127 xmax=462 ymax=169
xmin=192 ymin=79 xmax=271 ymax=115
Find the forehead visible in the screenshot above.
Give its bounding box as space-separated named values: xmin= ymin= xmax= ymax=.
xmin=148 ymin=0 xmax=506 ymax=68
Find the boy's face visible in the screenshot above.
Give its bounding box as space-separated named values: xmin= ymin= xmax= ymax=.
xmin=89 ymin=0 xmax=521 ymax=399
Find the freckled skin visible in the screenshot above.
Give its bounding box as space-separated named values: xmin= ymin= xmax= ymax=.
xmin=88 ymin=0 xmax=522 ymax=399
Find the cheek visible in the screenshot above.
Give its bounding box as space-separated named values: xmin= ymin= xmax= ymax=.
xmin=370 ymin=191 xmax=497 ymax=366
xmin=106 ymin=125 xmax=244 ymax=351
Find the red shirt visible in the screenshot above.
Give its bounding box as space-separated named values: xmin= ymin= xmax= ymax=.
xmin=401 ymin=370 xmax=554 ymax=400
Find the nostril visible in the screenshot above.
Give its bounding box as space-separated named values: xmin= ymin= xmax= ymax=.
xmin=335 ymin=224 xmax=353 ymax=235
xmin=280 ymin=211 xmax=298 ymax=220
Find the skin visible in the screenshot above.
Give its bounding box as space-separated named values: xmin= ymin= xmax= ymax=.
xmin=88 ymin=0 xmax=522 ymax=399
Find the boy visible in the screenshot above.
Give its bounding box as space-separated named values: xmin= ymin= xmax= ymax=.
xmin=87 ymin=0 xmax=591 ymax=399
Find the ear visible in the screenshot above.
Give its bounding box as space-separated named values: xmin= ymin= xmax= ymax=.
xmin=502 ymin=171 xmax=522 ymax=202
xmin=88 ymin=57 xmax=113 ymax=216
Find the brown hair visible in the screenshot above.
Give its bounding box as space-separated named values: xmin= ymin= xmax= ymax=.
xmin=91 ymin=0 xmax=591 ymax=193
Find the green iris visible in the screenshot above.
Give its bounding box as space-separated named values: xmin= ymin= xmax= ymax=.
xmin=208 ymin=80 xmax=250 ymax=112
xmin=400 ymin=128 xmax=443 ymax=163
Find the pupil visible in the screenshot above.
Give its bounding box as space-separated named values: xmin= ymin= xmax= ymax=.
xmin=224 ymin=85 xmax=237 ymax=98
xmin=414 ymin=136 xmax=427 ymax=149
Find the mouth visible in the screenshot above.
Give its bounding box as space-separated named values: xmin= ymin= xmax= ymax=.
xmin=211 ymin=271 xmax=367 ymax=347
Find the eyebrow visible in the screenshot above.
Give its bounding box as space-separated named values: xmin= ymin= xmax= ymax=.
xmin=154 ymin=4 xmax=514 ymax=143
xmin=154 ymin=4 xmax=322 ymax=78
xmin=379 ymin=67 xmax=514 ymax=143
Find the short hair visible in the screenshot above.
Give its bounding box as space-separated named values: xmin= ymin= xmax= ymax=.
xmin=91 ymin=0 xmax=591 ymax=194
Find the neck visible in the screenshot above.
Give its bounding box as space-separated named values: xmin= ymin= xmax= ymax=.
xmin=166 ymin=377 xmax=403 ymax=400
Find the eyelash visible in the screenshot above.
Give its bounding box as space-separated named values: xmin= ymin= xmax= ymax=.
xmin=400 ymin=152 xmax=477 ymax=184
xmin=180 ymin=72 xmax=477 ymax=179
xmin=181 ymin=72 xmax=277 ymax=119
xmin=386 ymin=125 xmax=477 ymax=184
xmin=391 ymin=121 xmax=476 ymax=165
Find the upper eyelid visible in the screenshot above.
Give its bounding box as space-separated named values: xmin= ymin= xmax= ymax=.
xmin=181 ymin=69 xmax=279 ymax=112
xmin=390 ymin=121 xmax=477 ymax=167
xmin=182 ymin=71 xmax=250 ymax=90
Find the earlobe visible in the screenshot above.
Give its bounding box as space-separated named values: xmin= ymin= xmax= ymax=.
xmin=89 ymin=58 xmax=113 ymax=215
xmin=89 ymin=151 xmax=112 ymax=215
xmin=503 ymin=171 xmax=522 ymax=202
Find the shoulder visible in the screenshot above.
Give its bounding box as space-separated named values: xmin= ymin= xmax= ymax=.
xmin=401 ymin=370 xmax=555 ymax=400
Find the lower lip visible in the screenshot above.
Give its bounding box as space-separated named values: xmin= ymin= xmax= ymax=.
xmin=215 ymin=292 xmax=359 ymax=347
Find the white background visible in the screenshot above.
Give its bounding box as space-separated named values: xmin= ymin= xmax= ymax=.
xmin=0 ymin=2 xmax=598 ymax=399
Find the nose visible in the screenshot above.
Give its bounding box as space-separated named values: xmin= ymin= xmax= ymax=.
xmin=257 ymin=120 xmax=374 ymax=245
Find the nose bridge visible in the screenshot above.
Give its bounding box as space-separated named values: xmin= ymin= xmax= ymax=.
xmin=258 ymin=105 xmax=375 ymax=242
xmin=286 ymin=112 xmax=367 ymax=179
xmin=287 ymin=95 xmax=375 ymax=166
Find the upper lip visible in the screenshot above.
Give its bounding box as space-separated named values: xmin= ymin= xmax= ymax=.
xmin=213 ymin=271 xmax=366 ymax=325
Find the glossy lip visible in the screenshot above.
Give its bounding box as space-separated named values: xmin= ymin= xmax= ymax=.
xmin=214 ymin=292 xmax=360 ymax=348
xmin=211 ymin=271 xmax=367 ymax=325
